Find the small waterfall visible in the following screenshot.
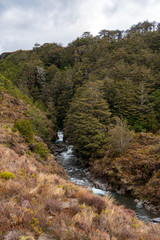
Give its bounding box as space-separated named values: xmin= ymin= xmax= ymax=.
xmin=55 ymin=130 xmax=64 ymax=143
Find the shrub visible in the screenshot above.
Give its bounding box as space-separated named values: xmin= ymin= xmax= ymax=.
xmin=77 ymin=190 xmax=106 ymax=213
xmin=33 ymin=142 xmax=49 ymax=160
xmin=0 ymin=171 xmax=16 ymax=180
xmin=108 ymin=118 xmax=135 ymax=154
xmin=63 ymin=183 xmax=78 ymax=197
xmin=14 ymin=119 xmax=34 ymax=143
xmin=25 ymin=107 xmax=49 ymax=140
xmin=24 ymin=106 xmax=56 ymax=143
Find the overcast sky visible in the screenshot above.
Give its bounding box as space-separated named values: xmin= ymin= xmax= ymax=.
xmin=0 ymin=0 xmax=160 ymax=53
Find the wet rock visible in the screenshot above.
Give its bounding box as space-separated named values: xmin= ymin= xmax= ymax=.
xmin=92 ymin=187 xmax=107 ymax=196
xmin=136 ymin=201 xmax=144 ymax=208
xmin=51 ymin=143 xmax=67 ymax=153
xmin=153 ymin=217 xmax=160 ymax=223
xmin=53 ymin=151 xmax=59 ymax=156
xmin=93 ymin=181 xmax=107 ymax=191
xmin=144 ymin=204 xmax=151 ymax=211
xmin=134 ymin=199 xmax=139 ymax=204
xmin=85 ymin=172 xmax=90 ymax=178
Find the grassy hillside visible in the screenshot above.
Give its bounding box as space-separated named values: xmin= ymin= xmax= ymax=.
xmin=0 ymin=83 xmax=159 ymax=240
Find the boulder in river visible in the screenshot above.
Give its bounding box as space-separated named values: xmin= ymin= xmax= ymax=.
xmin=51 ymin=143 xmax=67 ymax=153
xmin=136 ymin=201 xmax=144 ymax=209
xmin=153 ymin=217 xmax=160 ymax=223
xmin=93 ymin=181 xmax=107 ymax=191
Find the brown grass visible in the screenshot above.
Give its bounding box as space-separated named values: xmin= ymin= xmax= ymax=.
xmin=77 ymin=188 xmax=106 ymax=213
xmin=45 ymin=197 xmax=62 ymax=213
xmin=0 ymin=112 xmax=160 ymax=239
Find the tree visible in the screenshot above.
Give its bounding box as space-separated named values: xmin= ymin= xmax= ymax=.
xmin=108 ymin=118 xmax=135 ymax=154
xmin=64 ymin=80 xmax=111 ymax=160
xmin=34 ymin=42 xmax=41 ymax=48
xmin=104 ymin=77 xmax=139 ymax=126
xmin=82 ymin=32 xmax=93 ymax=38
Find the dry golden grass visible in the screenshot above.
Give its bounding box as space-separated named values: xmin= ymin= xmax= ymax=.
xmin=0 ymin=105 xmax=160 ymax=240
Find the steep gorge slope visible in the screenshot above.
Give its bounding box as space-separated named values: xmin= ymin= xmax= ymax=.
xmin=1 ymin=77 xmax=160 ymax=240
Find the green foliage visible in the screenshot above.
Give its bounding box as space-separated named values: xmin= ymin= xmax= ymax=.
xmin=0 ymin=51 xmax=26 ymax=84
xmin=132 ymin=121 xmax=146 ymax=133
xmin=0 ymin=73 xmax=22 ymax=98
xmin=25 ymin=107 xmax=49 ymax=137
xmin=0 ymin=171 xmax=16 ymax=180
xmin=14 ymin=119 xmax=34 ymax=143
xmin=0 ymin=73 xmax=33 ymax=104
xmin=0 ymin=20 xmax=160 ymax=162
xmin=33 ymin=142 xmax=49 ymax=160
xmin=24 ymin=106 xmax=56 ymax=143
xmin=65 ymin=80 xmax=111 ymax=159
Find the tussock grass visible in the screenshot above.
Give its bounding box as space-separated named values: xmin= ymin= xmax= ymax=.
xmin=77 ymin=188 xmax=106 ymax=213
xmin=0 ymin=111 xmax=160 ymax=239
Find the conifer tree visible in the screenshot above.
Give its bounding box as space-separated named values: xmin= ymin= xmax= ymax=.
xmin=64 ymin=80 xmax=111 ymax=160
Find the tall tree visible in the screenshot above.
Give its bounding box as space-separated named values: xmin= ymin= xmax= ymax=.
xmin=64 ymin=80 xmax=111 ymax=160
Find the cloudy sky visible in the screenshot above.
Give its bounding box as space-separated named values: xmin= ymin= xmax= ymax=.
xmin=0 ymin=0 xmax=160 ymax=53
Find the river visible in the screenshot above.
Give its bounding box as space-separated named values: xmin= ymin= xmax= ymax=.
xmin=54 ymin=131 xmax=159 ymax=223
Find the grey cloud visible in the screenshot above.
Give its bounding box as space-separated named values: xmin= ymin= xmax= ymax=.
xmin=0 ymin=0 xmax=160 ymax=53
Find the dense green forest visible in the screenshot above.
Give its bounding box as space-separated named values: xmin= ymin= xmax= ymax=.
xmin=0 ymin=21 xmax=160 ymax=161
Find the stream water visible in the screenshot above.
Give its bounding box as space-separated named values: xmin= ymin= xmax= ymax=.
xmin=55 ymin=131 xmax=159 ymax=223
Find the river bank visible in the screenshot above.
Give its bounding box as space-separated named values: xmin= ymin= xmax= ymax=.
xmin=51 ymin=131 xmax=160 ymax=223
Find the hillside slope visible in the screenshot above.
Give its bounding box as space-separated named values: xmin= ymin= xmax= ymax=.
xmin=0 ymin=76 xmax=160 ymax=239
xmin=91 ymin=132 xmax=160 ymax=212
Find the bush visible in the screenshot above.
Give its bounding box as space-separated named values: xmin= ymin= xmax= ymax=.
xmin=0 ymin=171 xmax=16 ymax=180
xmin=77 ymin=190 xmax=106 ymax=213
xmin=14 ymin=119 xmax=34 ymax=143
xmin=24 ymin=106 xmax=56 ymax=143
xmin=33 ymin=142 xmax=49 ymax=160
xmin=108 ymin=118 xmax=135 ymax=154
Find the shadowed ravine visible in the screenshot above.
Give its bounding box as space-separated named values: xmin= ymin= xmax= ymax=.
xmin=54 ymin=131 xmax=159 ymax=223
